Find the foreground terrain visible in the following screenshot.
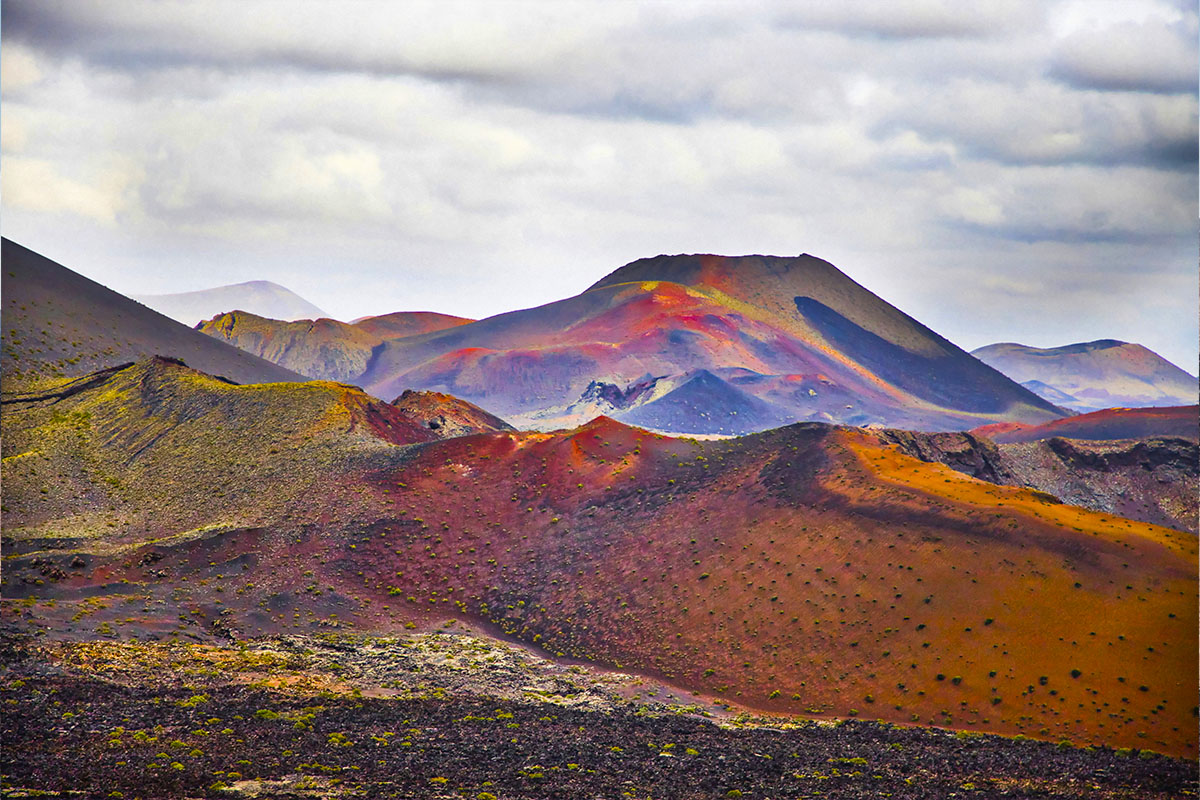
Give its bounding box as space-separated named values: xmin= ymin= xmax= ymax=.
xmin=3 ymin=358 xmax=1195 ymax=763
xmin=1 ymin=630 xmax=1193 ymax=799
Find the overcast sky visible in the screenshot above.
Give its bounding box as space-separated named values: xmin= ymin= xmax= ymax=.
xmin=2 ymin=0 xmax=1197 ymax=368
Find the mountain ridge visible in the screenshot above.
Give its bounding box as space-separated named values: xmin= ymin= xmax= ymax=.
xmin=199 ymin=309 xmax=474 ymax=382
xmin=3 ymin=357 xmax=1193 ymax=756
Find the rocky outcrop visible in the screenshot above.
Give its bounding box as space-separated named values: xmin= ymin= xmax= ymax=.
xmin=877 ymin=429 xmax=1198 ymax=533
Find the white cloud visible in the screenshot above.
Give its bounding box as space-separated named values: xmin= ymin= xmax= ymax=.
xmin=2 ymin=158 xmax=138 ymax=223
xmin=776 ymin=0 xmax=1043 ymax=39
xmin=1051 ymin=17 xmax=1198 ymax=92
xmin=0 ymin=43 xmax=43 ymax=93
xmin=940 ymin=188 xmax=1004 ymax=227
xmin=1 ymin=115 xmax=29 ymax=152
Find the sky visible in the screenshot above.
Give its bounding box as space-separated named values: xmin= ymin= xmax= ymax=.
xmin=2 ymin=0 xmax=1197 ymax=368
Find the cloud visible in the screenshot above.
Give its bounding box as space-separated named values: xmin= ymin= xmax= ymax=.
xmin=1050 ymin=18 xmax=1199 ymax=92
xmin=1 ymin=116 xmax=29 ymax=152
xmin=2 ymin=158 xmax=139 ymax=223
xmin=774 ymin=0 xmax=1042 ymax=39
xmin=877 ymin=77 xmax=1197 ymax=168
xmin=1 ymin=1 xmax=628 ymax=84
xmin=0 ymin=42 xmax=44 ymax=93
xmin=936 ymin=164 xmax=1194 ymax=243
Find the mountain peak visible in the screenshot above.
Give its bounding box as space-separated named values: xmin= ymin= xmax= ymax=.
xmin=134 ymin=280 xmax=327 ymax=326
xmin=586 ymin=253 xmax=835 ymax=294
xmin=0 ymin=238 xmax=304 ymax=387
xmin=979 ymin=340 xmax=1131 ymax=357
xmin=972 ymin=340 xmax=1198 ymax=411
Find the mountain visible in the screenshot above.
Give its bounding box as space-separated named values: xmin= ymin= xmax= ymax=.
xmin=972 ymin=340 xmax=1198 ymax=411
xmin=321 ymin=254 xmax=1064 ymax=433
xmin=3 ymin=358 xmax=1194 ymax=757
xmin=972 ymin=405 xmax=1199 ymax=444
xmin=133 ymin=280 xmax=327 ymax=326
xmin=198 ymin=309 xmax=474 ymax=382
xmin=0 ymin=239 xmax=305 ymax=387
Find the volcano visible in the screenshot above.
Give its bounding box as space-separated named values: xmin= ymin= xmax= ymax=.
xmin=221 ymin=253 xmax=1062 ymax=434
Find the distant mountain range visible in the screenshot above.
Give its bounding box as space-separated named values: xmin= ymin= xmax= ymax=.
xmin=972 ymin=340 xmax=1197 ymax=411
xmin=134 ymin=280 xmax=327 ymax=326
xmin=201 ymin=253 xmax=1063 ymax=434
xmin=0 ymin=239 xmax=304 ymax=386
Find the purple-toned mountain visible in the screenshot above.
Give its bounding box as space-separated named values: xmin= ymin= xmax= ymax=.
xmin=271 ymin=254 xmax=1063 ymax=434
xmin=972 ymin=340 xmax=1198 ymax=411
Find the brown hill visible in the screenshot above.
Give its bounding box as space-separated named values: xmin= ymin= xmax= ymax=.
xmin=973 ymin=341 xmax=1198 ymax=411
xmin=198 ymin=309 xmax=474 ymax=382
xmin=973 ymin=406 xmax=1199 ymax=444
xmin=0 ymin=357 xmax=437 ymax=542
xmin=0 ymin=239 xmax=304 ymax=388
xmin=391 ymin=388 xmax=515 ymax=438
xmin=1 ymin=362 xmax=1193 ymax=756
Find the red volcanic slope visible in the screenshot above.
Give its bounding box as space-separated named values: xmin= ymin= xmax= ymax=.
xmin=974 ymin=405 xmax=1199 ymax=444
xmin=391 ymin=388 xmax=515 ymax=438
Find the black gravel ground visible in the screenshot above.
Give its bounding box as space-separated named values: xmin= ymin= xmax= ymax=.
xmin=3 ymin=672 xmax=1195 ymax=800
